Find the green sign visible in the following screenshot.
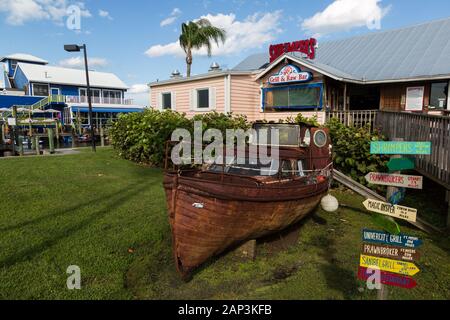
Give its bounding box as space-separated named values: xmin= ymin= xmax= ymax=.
xmin=388 ymin=158 xmax=415 ymax=171
xmin=370 ymin=141 xmax=431 ymax=155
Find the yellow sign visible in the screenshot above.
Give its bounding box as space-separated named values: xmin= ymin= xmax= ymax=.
xmin=360 ymin=254 xmax=420 ymax=276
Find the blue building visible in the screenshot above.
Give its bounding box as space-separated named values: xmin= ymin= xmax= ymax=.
xmin=0 ymin=53 xmax=145 ymax=128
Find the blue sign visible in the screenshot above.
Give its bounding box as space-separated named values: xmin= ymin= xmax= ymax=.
xmin=370 ymin=141 xmax=431 ymax=155
xmin=362 ymin=229 xmax=422 ymax=248
xmin=389 ymin=188 xmax=406 ymax=205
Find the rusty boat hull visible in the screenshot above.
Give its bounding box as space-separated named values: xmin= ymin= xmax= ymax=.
xmin=163 ymin=172 xmax=329 ymax=277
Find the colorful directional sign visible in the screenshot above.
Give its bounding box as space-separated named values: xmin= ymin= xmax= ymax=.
xmin=362 ymin=229 xmax=422 ymax=248
xmin=363 ymin=199 xmax=417 ymax=223
xmin=370 ymin=141 xmax=431 ymax=155
xmin=389 ymin=188 xmax=406 ymax=205
xmin=387 ymin=158 xmax=415 ymax=171
xmin=361 ymin=243 xmax=420 ymax=262
xmin=357 ymin=267 xmax=417 ymax=289
xmin=365 ymin=172 xmax=423 ymax=190
xmin=360 ymin=254 xmax=420 ymax=276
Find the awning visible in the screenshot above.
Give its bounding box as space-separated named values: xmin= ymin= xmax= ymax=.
xmin=70 ymin=106 xmax=145 ymax=113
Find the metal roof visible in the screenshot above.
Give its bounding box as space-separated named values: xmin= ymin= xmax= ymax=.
xmin=236 ymin=17 xmax=450 ymax=83
xmin=17 ymin=63 xmax=129 ymax=90
xmin=232 ymin=53 xmax=270 ymax=71
xmin=0 ymin=53 xmax=48 ymax=64
xmin=149 ymin=70 xmax=253 ymax=87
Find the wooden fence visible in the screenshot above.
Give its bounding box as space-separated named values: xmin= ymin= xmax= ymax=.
xmin=375 ymin=111 xmax=450 ymax=189
xmin=325 ymin=110 xmax=378 ymax=130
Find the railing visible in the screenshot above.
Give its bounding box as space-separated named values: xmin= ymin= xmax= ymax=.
xmin=63 ymin=95 xmax=134 ymax=105
xmin=326 ymin=110 xmax=379 ymax=130
xmin=376 ymin=111 xmax=450 ymax=188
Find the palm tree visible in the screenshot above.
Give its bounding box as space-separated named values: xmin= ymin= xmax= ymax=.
xmin=179 ymin=19 xmax=226 ymax=77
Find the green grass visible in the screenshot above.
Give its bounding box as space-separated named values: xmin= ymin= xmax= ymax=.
xmin=0 ymin=148 xmax=449 ymax=300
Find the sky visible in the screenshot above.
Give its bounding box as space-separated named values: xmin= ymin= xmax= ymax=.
xmin=1 ymin=0 xmax=450 ymax=106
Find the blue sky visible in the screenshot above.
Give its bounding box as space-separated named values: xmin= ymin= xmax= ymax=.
xmin=1 ymin=0 xmax=450 ymax=105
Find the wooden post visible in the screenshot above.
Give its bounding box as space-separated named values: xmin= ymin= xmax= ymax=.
xmin=35 ymin=136 xmax=40 ymax=155
xmin=48 ymin=128 xmax=55 ymax=154
xmin=100 ymin=125 xmax=105 ymax=147
xmin=1 ymin=124 xmax=5 ymax=144
xmin=18 ymin=136 xmax=24 ymax=156
xmin=71 ymin=129 xmax=76 ymax=149
xmin=447 ymin=190 xmax=450 ymax=230
xmin=378 ymin=138 xmax=404 ymax=300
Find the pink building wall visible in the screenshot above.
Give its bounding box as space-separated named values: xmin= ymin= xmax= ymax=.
xmin=150 ymin=71 xmax=325 ymax=124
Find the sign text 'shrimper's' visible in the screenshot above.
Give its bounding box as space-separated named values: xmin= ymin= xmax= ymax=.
xmin=370 ymin=141 xmax=431 ymax=155
xmin=269 ymin=38 xmax=317 ymax=63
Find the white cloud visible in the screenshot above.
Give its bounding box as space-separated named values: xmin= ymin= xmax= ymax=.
xmin=126 ymin=84 xmax=150 ymax=107
xmin=98 ymin=9 xmax=113 ymax=20
xmin=58 ymin=56 xmax=108 ymax=69
xmin=128 ymin=84 xmax=149 ymax=94
xmin=147 ymin=11 xmax=283 ymax=58
xmin=160 ymin=7 xmax=182 ymax=27
xmin=0 ymin=0 xmax=91 ymax=26
xmin=302 ymin=0 xmax=391 ymax=37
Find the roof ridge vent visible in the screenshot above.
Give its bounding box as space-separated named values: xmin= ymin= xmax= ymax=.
xmin=209 ymin=62 xmax=221 ymax=72
xmin=171 ymin=69 xmax=182 ymax=78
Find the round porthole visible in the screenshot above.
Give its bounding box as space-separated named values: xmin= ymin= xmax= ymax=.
xmin=313 ymin=130 xmax=327 ymax=148
xmin=302 ymin=129 xmax=311 ymax=146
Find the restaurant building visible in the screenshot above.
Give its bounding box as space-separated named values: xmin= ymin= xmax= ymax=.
xmin=148 ymin=17 xmax=450 ymax=123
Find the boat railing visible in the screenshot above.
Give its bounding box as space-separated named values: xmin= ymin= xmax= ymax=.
xmin=164 ymin=140 xmax=333 ymax=184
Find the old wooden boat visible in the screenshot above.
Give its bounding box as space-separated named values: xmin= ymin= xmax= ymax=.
xmin=163 ymin=123 xmax=333 ymax=278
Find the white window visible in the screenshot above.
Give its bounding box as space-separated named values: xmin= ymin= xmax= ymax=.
xmin=158 ymin=92 xmax=176 ymax=111
xmin=80 ymin=88 xmax=101 ymax=103
xmin=103 ymin=90 xmax=122 ymax=104
xmin=405 ymin=87 xmax=424 ymax=111
xmin=190 ymin=87 xmax=216 ymax=111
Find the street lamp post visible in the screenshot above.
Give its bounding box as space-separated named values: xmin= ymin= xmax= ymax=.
xmin=64 ymin=44 xmax=96 ymax=152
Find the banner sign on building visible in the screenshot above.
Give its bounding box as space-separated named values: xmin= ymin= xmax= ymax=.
xmin=268 ymin=65 xmax=313 ymax=85
xmin=269 ymin=38 xmax=317 ymax=62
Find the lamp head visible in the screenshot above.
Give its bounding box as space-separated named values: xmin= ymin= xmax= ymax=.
xmin=64 ymin=44 xmax=81 ymax=52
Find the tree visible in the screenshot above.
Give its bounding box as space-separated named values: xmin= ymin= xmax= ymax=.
xmin=179 ymin=19 xmax=226 ymax=77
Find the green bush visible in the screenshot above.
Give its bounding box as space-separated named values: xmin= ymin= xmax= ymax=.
xmin=109 ymin=110 xmax=250 ymax=166
xmin=111 ymin=110 xmax=387 ymax=187
xmin=326 ymin=118 xmax=388 ymax=186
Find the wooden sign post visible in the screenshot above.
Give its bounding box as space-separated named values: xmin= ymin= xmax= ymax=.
xmin=363 ymin=138 xmax=428 ymax=300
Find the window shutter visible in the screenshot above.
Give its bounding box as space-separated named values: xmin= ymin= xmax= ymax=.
xmin=209 ymin=87 xmax=216 ymax=110
xmin=158 ymin=92 xmax=163 ymax=110
xmin=171 ymin=92 xmax=176 ymax=111
xmin=190 ymin=89 xmax=197 ymax=111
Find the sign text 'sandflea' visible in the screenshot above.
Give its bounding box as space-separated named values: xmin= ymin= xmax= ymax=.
xmin=362 ymin=199 xmax=417 ymax=223
xmin=269 ymin=38 xmax=317 ymax=63
xmin=365 ymin=172 xmax=423 ymax=190
xmin=360 ymin=255 xmax=420 ymax=276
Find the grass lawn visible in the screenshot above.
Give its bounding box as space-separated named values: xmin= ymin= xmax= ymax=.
xmin=0 ymin=148 xmax=449 ymax=300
